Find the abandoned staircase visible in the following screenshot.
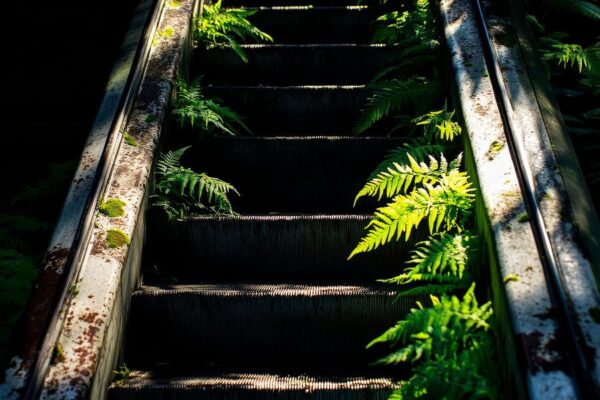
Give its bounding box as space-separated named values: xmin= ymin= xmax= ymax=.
xmin=108 ymin=0 xmax=422 ymax=398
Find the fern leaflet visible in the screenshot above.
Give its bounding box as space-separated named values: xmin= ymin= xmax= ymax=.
xmin=349 ymin=171 xmax=475 ymax=258
xmin=355 ymin=153 xmax=462 ymax=205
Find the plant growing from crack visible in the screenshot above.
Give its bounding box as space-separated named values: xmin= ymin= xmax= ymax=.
xmin=152 ymin=146 xmax=239 ymax=220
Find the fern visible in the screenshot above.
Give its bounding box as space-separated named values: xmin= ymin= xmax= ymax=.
xmin=540 ymin=37 xmax=590 ymax=72
xmin=372 ymin=0 xmax=436 ymax=46
xmin=412 ymin=105 xmax=462 ymax=142
xmin=354 ymin=77 xmax=438 ymax=135
xmin=349 ymin=171 xmax=474 ymax=258
xmin=355 ymin=153 xmax=462 ymax=205
xmin=153 ymin=147 xmax=239 ymax=219
xmin=195 ymin=0 xmax=272 ymax=62
xmin=367 ymin=284 xmax=492 ymax=364
xmin=380 ymin=232 xmax=474 ymax=295
xmin=389 ymin=348 xmax=498 ymax=400
xmin=173 ymin=78 xmax=249 ymax=136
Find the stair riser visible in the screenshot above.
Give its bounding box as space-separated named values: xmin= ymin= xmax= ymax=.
xmin=126 ymin=291 xmax=420 ymax=364
xmin=178 ymin=137 xmax=405 ymax=213
xmin=196 ymin=46 xmax=391 ymax=85
xmin=147 ymin=217 xmax=420 ymax=281
xmin=248 ymin=8 xmax=380 ymax=44
xmin=109 ymin=388 xmax=392 ymax=400
xmin=204 ymin=87 xmax=370 ymax=134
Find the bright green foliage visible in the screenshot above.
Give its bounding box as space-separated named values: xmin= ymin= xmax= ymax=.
xmin=412 ymin=106 xmax=462 ymax=142
xmin=195 ymin=0 xmax=273 ymax=62
xmin=354 ymin=77 xmax=438 ymax=134
xmin=367 ymin=284 xmax=492 ymax=364
xmin=349 ymin=170 xmax=474 ymax=258
xmin=365 ymin=139 xmax=445 ymax=181
xmin=99 ymin=199 xmax=126 ymax=218
xmin=381 ymin=232 xmax=472 ymax=287
xmin=113 ymin=364 xmax=132 ymax=385
xmin=153 ymin=147 xmax=239 ymax=219
xmin=540 ymin=36 xmax=590 ymax=72
xmin=389 ymin=349 xmax=498 ymax=400
xmin=355 ymin=153 xmax=462 ymax=204
xmin=173 ymin=78 xmax=249 ymax=136
xmin=581 ymin=42 xmax=600 ymax=94
xmin=373 ymin=0 xmax=436 ymax=46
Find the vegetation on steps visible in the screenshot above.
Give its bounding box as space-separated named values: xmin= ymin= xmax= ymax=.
xmin=194 ymin=0 xmax=273 ymax=63
xmin=350 ymin=0 xmax=500 ymax=397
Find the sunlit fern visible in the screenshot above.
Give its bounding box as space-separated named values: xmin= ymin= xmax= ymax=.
xmin=349 ymin=170 xmax=474 ymax=258
xmin=354 ymin=77 xmax=439 ymax=135
xmin=366 ymin=284 xmax=492 ymax=365
xmin=379 ymin=232 xmax=474 ymax=295
xmin=354 ymin=153 xmax=462 ymax=205
xmin=388 ymin=347 xmax=498 ymax=400
xmin=412 ymin=105 xmax=462 ymax=142
xmin=539 ymin=34 xmax=590 ymax=73
xmin=153 ymin=146 xmax=239 ymax=219
xmin=195 ymin=0 xmax=273 ymax=62
xmin=172 ymin=78 xmax=249 ymax=136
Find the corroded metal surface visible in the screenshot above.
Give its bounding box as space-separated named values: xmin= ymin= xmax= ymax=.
xmin=440 ymin=0 xmax=579 ymax=398
xmin=37 ymin=1 xmax=196 ymax=398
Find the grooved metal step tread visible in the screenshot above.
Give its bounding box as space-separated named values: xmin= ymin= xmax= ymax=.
xmin=180 ymin=136 xmax=405 ymax=213
xmin=108 ymin=370 xmax=397 ymax=399
xmin=196 ymin=44 xmax=392 ymax=85
xmin=125 ymin=283 xmax=421 ymax=365
xmin=134 ymin=283 xmax=398 ymax=297
xmin=204 ymin=86 xmax=370 ymax=134
xmin=146 ymin=214 xmax=416 ymax=281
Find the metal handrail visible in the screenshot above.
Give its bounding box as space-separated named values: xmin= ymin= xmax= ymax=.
xmin=21 ymin=0 xmax=167 ymax=397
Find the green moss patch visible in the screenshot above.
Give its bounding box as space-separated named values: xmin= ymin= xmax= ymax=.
xmin=106 ymin=228 xmax=130 ymax=248
xmin=99 ymin=199 xmax=126 ymax=218
xmin=159 ymin=26 xmax=175 ymax=38
xmin=517 ymin=212 xmax=530 ymax=223
xmin=123 ymin=132 xmax=139 ymax=147
xmin=145 ymin=114 xmax=157 ymax=123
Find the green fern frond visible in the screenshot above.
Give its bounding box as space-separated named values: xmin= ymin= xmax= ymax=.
xmin=367 ymin=284 xmax=492 ymax=364
xmin=195 ymin=0 xmax=273 ymax=62
xmin=539 ymin=34 xmax=590 ymax=72
xmin=349 ymin=171 xmax=475 ymax=258
xmin=355 ymin=153 xmax=462 ymax=205
xmin=372 ymin=0 xmax=435 ymax=45
xmin=390 ymin=348 xmax=498 ymax=400
xmin=153 ymin=147 xmax=239 ymax=218
xmin=354 ymin=77 xmax=437 ymax=135
xmin=412 ymin=105 xmax=462 ymax=142
xmin=381 ymin=232 xmax=473 ymax=286
xmin=173 ymin=78 xmax=249 ymax=136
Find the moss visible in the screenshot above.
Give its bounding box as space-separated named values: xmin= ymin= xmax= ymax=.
xmin=169 ymin=0 xmax=181 ymax=7
xmin=503 ymin=274 xmax=519 ymax=283
xmin=145 ymin=114 xmax=157 ymax=123
xmin=106 ymin=228 xmax=130 ymax=248
xmin=158 ymin=26 xmax=175 ymax=38
xmin=99 ymin=199 xmax=126 ymax=218
xmin=67 ymin=283 xmax=79 ymax=298
xmin=517 ymin=212 xmax=530 ymax=223
xmin=589 ymin=307 xmax=600 ymax=323
xmin=123 ymin=132 xmax=139 ymax=147
xmin=483 ymin=70 xmax=490 ymax=78
xmin=53 ymin=342 xmax=65 ymax=364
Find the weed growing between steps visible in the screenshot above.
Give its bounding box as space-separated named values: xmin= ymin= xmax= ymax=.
xmin=194 ymin=0 xmax=273 ymax=63
xmin=354 ymin=0 xmax=443 ymax=135
xmin=349 ymin=0 xmax=500 ymax=397
xmin=152 ymin=147 xmax=239 ymax=220
xmin=172 ymin=78 xmax=250 ymax=136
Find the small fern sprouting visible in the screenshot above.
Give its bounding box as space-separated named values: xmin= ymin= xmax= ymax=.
xmin=172 ymin=78 xmax=249 ymax=136
xmin=195 ymin=0 xmax=273 ymax=62
xmin=412 ymin=106 xmax=462 ymax=142
xmin=153 ymin=146 xmax=239 ymax=219
xmin=349 ymin=169 xmax=474 ymax=258
xmin=367 ymin=284 xmax=492 ymax=364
